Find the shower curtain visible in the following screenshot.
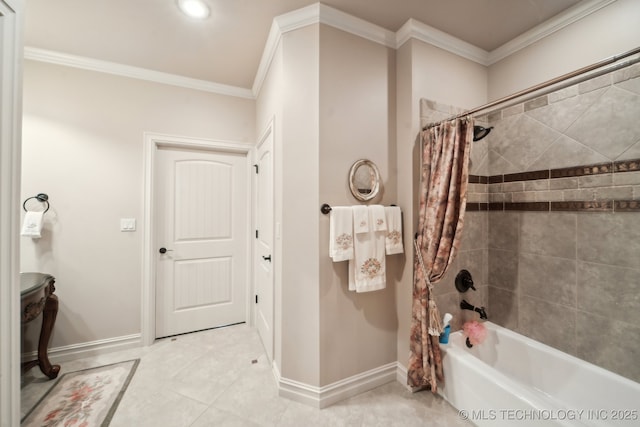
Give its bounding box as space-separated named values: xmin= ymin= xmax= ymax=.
xmin=407 ymin=117 xmax=473 ymax=392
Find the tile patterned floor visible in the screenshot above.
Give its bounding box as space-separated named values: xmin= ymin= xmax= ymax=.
xmin=21 ymin=324 xmax=472 ymax=426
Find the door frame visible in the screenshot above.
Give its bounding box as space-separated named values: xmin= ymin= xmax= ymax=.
xmin=0 ymin=0 xmax=23 ymax=425
xmin=252 ymin=119 xmax=275 ymax=360
xmin=142 ymin=133 xmax=253 ymax=345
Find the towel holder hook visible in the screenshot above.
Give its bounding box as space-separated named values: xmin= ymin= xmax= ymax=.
xmin=23 ymin=193 xmax=50 ymax=213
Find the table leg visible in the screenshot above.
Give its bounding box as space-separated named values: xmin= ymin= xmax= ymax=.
xmin=37 ymin=292 xmax=60 ymax=379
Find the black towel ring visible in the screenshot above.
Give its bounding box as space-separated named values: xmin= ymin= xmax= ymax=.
xmin=23 ymin=193 xmax=50 ymax=214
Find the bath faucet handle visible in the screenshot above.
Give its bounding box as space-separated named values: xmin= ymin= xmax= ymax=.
xmin=455 ymin=270 xmax=476 ymax=292
xmin=475 ymin=306 xmax=488 ymax=320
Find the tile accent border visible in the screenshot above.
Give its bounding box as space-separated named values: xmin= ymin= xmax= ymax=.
xmin=505 ymin=170 xmax=549 ymax=182
xmin=475 ymin=159 xmax=640 ymax=184
xmin=615 ymin=159 xmax=640 ymax=173
xmin=467 ymin=159 xmax=640 ymax=212
xmin=506 ymin=202 xmax=550 ymax=211
xmin=466 ymin=200 xmax=640 ymax=213
xmin=466 ymin=202 xmax=489 ymax=212
xmin=614 ymin=200 xmax=640 ymax=211
xmin=550 ymin=201 xmax=613 ymax=212
xmin=468 ymin=175 xmax=488 ymax=184
xmin=550 ymin=163 xmax=613 ymax=179
xmin=476 ymin=200 xmax=640 ymax=212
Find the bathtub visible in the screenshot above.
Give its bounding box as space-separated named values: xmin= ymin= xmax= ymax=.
xmin=438 ymin=321 xmax=640 ymax=427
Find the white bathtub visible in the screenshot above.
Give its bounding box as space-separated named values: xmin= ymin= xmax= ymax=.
xmin=438 ymin=321 xmax=640 ymax=427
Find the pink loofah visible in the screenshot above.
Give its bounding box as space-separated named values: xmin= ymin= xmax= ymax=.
xmin=463 ymin=320 xmax=487 ymax=346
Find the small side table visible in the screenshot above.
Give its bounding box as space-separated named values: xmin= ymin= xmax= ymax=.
xmin=20 ymin=272 xmax=60 ymax=379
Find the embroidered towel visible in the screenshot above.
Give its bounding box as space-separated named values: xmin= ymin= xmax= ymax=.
xmin=353 ymin=205 xmax=369 ymax=234
xmin=370 ymin=205 xmax=387 ymax=231
xmin=21 ymin=211 xmax=44 ymax=238
xmin=348 ymin=206 xmax=386 ymax=293
xmin=329 ymin=206 xmax=354 ymax=262
xmin=384 ymin=206 xmax=404 ymax=254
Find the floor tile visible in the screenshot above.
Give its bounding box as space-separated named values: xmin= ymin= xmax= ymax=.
xmin=21 ymin=324 xmax=471 ymax=427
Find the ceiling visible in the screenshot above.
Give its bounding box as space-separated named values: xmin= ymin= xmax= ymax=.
xmin=25 ymin=0 xmax=587 ymax=90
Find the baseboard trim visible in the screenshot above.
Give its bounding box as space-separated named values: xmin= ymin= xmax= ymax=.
xmin=275 ymin=362 xmax=399 ymax=408
xmin=21 ymin=333 xmax=142 ymax=364
xmin=395 ymin=362 xmax=412 ymax=391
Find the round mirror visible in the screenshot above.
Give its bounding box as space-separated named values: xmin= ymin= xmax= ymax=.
xmin=349 ymin=159 xmax=381 ymax=201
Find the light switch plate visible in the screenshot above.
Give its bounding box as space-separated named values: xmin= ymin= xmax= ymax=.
xmin=120 ymin=218 xmax=136 ymax=231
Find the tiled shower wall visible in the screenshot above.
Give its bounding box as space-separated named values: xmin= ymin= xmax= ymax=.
xmin=419 ymin=59 xmax=640 ymax=383
xmin=487 ymin=210 xmax=640 ymax=384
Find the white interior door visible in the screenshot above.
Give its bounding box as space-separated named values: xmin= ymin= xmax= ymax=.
xmin=155 ymin=146 xmax=248 ymax=338
xmin=255 ymin=127 xmax=274 ymax=360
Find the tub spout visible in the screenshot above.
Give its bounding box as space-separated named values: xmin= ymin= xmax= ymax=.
xmin=460 ymin=299 xmax=474 ymax=311
xmin=460 ymin=299 xmax=488 ymax=319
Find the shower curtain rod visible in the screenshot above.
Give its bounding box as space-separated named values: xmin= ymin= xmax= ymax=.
xmin=422 ymin=45 xmax=640 ymax=131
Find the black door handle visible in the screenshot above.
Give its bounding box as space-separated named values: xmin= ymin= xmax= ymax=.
xmin=262 ymin=255 xmax=271 ymax=262
xmin=159 ymin=247 xmax=173 ymax=254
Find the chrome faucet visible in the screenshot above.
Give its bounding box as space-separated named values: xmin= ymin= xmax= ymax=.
xmin=460 ymin=299 xmax=488 ymax=320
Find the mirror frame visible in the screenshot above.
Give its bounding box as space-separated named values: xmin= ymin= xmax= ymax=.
xmin=348 ymin=159 xmax=381 ymax=201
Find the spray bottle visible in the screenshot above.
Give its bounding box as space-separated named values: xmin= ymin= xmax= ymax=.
xmin=439 ymin=313 xmax=453 ymax=344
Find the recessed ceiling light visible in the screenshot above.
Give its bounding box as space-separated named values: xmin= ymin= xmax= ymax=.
xmin=177 ymin=0 xmax=210 ymax=19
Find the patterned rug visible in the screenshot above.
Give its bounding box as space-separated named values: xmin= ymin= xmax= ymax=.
xmin=21 ymin=359 xmax=139 ymax=427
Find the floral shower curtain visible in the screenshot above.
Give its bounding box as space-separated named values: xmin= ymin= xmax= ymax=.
xmin=407 ymin=117 xmax=473 ymax=392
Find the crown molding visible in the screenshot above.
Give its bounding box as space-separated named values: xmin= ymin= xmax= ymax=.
xmin=251 ymin=20 xmax=283 ymax=97
xmin=318 ymin=3 xmax=396 ymax=48
xmin=255 ymin=0 xmax=620 ymax=90
xmin=252 ymin=1 xmax=622 ymax=97
xmin=488 ymin=0 xmax=618 ymax=64
xmin=24 ymin=47 xmax=254 ymax=99
xmin=251 ymin=3 xmax=322 ymax=96
xmin=276 ymin=2 xmax=321 ymax=34
xmin=396 ymin=18 xmax=490 ymax=65
xmin=252 ymin=3 xmax=396 ymax=97
xmin=25 ymin=1 xmax=620 ymax=99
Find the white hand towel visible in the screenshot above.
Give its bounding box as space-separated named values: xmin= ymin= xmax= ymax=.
xmin=370 ymin=205 xmax=387 ymax=231
xmin=384 ymin=206 xmax=404 ymax=255
xmin=349 ymin=207 xmax=386 ymax=293
xmin=21 ymin=211 xmax=44 ymax=238
xmin=353 ymin=205 xmax=369 ymax=234
xmin=348 ymin=258 xmax=356 ymax=291
xmin=329 ymin=206 xmax=354 ymax=262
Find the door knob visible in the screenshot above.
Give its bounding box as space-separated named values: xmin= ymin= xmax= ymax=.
xmin=262 ymin=255 xmax=271 ymax=262
xmin=159 ymin=247 xmax=173 ymax=254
